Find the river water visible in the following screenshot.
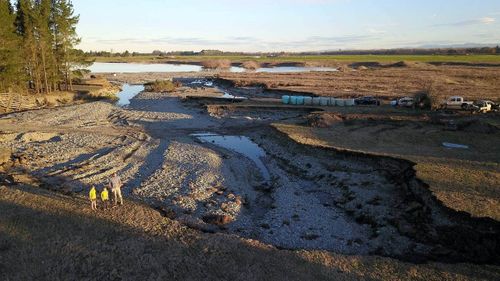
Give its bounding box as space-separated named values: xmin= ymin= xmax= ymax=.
xmin=89 ymin=62 xmax=337 ymax=73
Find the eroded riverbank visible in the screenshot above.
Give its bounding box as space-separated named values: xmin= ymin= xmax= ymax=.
xmin=0 ymin=82 xmax=498 ymax=265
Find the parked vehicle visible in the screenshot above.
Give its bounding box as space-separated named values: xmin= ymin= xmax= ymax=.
xmin=355 ymin=96 xmax=381 ymax=106
xmin=489 ymin=101 xmax=499 ymax=112
xmin=441 ymin=96 xmax=473 ymax=110
xmin=467 ymin=100 xmax=492 ymax=113
xmin=397 ymin=97 xmax=414 ymax=108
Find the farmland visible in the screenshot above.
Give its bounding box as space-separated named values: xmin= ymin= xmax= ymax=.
xmin=91 ymin=54 xmax=500 ymax=66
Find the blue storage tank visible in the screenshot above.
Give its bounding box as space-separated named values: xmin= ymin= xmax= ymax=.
xmin=296 ymin=96 xmax=305 ymax=105
xmin=290 ymin=96 xmax=298 ymax=105
xmin=282 ymin=95 xmax=290 ymax=104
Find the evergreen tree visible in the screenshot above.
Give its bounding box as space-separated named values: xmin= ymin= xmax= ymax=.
xmin=52 ymin=0 xmax=81 ymax=90
xmin=35 ymin=0 xmax=56 ymax=93
xmin=0 ymin=0 xmax=24 ymax=91
xmin=4 ymin=0 xmax=89 ymax=94
xmin=16 ymin=0 xmax=43 ymax=93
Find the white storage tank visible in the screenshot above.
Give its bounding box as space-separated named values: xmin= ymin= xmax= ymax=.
xmin=345 ymin=99 xmax=355 ymax=106
xmin=303 ymin=96 xmax=313 ymax=105
xmin=336 ymin=99 xmax=345 ymax=107
xmin=312 ymin=97 xmax=321 ymax=105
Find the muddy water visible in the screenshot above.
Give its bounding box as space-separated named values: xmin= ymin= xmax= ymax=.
xmin=116 ymin=84 xmax=144 ymax=106
xmin=192 ymin=133 xmax=270 ymax=181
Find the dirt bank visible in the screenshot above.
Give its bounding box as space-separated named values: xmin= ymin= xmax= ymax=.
xmin=1 ymin=78 xmax=499 ymax=279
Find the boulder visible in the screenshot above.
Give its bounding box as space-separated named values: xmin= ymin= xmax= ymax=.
xmin=202 ymin=214 xmax=233 ymax=226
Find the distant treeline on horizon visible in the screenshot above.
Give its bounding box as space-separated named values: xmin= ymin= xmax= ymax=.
xmin=86 ymin=47 xmax=500 ymax=57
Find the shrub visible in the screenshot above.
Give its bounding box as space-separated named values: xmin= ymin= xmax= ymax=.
xmin=241 ymin=61 xmax=260 ymax=70
xmin=144 ymin=80 xmax=180 ymax=93
xmin=414 ymin=81 xmax=440 ymax=110
xmin=201 ymin=59 xmax=232 ymax=69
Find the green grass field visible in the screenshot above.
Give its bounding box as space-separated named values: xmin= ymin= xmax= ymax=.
xmin=91 ymin=54 xmax=500 ymax=64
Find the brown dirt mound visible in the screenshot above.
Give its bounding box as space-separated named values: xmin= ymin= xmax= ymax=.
xmin=307 ymin=113 xmax=344 ymax=128
xmin=201 ymin=59 xmax=232 ymax=69
xmin=241 ymin=61 xmax=261 ymax=70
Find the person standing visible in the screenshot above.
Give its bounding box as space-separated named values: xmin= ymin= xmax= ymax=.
xmin=101 ymin=186 xmax=110 ymax=210
xmin=89 ymin=186 xmax=97 ymax=211
xmin=108 ymin=172 xmax=123 ymax=206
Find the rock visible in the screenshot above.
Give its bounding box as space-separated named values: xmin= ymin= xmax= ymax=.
xmin=405 ymin=201 xmax=423 ymax=213
xmin=301 ymin=233 xmax=320 ymax=240
xmin=397 ymin=220 xmax=417 ymax=237
xmin=226 ymin=193 xmax=236 ymax=200
xmin=156 ymin=206 xmax=177 ymax=219
xmin=202 ymin=214 xmax=232 ymax=226
xmin=260 ymin=223 xmax=270 ymax=229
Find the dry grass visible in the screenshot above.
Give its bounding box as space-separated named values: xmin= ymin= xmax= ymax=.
xmin=241 ymin=61 xmax=261 ymax=70
xmin=220 ymin=66 xmax=500 ymax=102
xmin=144 ymin=80 xmax=180 ymax=93
xmin=201 ymin=59 xmax=232 ymax=69
xmin=1 ymin=182 xmax=499 ymax=280
xmin=273 ymin=111 xmax=500 ymax=221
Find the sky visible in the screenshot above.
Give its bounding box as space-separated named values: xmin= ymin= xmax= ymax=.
xmin=73 ymin=0 xmax=500 ymax=52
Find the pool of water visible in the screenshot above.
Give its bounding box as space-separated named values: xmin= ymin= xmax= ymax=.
xmin=116 ymin=84 xmax=144 ymax=106
xmin=90 ymin=62 xmax=337 ymax=73
xmin=90 ymin=62 xmax=203 ymax=73
xmin=192 ymin=133 xmax=270 ymax=181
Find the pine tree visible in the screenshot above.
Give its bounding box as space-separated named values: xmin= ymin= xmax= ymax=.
xmin=35 ymin=0 xmax=56 ymax=93
xmin=0 ymin=0 xmax=24 ymax=91
xmin=52 ymin=0 xmax=81 ymax=91
xmin=5 ymin=0 xmax=88 ymax=94
xmin=15 ymin=0 xmax=43 ymax=93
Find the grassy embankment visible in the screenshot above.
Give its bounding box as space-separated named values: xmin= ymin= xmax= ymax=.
xmin=91 ymin=54 xmax=500 ymax=65
xmin=272 ymin=108 xmax=500 ymax=221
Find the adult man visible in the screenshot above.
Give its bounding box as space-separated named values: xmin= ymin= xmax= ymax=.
xmin=108 ymin=172 xmax=123 ymax=206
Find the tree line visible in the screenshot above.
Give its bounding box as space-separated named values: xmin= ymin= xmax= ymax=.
xmin=86 ymin=47 xmax=500 ymax=58
xmin=0 ymin=0 xmax=90 ymax=94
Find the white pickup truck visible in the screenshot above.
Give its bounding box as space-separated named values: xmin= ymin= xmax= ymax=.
xmin=441 ymin=96 xmax=473 ymax=110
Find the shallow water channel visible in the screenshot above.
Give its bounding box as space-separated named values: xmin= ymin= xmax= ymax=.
xmin=116 ymin=84 xmax=144 ymax=106
xmin=192 ymin=133 xmax=270 ymax=181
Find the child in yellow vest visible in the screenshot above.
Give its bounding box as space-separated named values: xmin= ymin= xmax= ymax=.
xmin=101 ymin=187 xmax=110 ymax=210
xmin=89 ymin=186 xmax=97 ymax=211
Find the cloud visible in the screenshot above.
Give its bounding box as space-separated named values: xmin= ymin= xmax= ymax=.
xmin=367 ymin=28 xmax=386 ymax=34
xmin=480 ymin=17 xmax=495 ymax=24
xmin=433 ymin=17 xmax=496 ymax=27
xmin=82 ymin=34 xmax=376 ymax=52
